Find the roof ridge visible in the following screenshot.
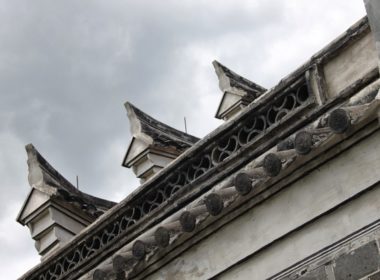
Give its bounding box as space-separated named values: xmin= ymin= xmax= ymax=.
xmin=24 ymin=144 xmax=116 ymax=215
xmin=124 ymin=101 xmax=199 ymax=147
xmin=212 ymin=60 xmax=267 ymax=100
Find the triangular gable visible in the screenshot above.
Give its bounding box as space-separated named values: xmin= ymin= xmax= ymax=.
xmin=215 ymin=91 xmax=243 ymax=119
xmin=122 ymin=137 xmax=150 ymax=167
xmin=17 ymin=188 xmax=50 ymax=224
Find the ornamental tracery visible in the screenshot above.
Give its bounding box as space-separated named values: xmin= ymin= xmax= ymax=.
xmin=32 ymin=76 xmax=312 ymax=280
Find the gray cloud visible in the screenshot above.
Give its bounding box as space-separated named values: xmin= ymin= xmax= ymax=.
xmin=0 ymin=0 xmax=366 ymax=278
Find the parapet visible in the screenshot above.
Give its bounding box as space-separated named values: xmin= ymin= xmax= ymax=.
xmin=122 ymin=102 xmax=199 ymax=183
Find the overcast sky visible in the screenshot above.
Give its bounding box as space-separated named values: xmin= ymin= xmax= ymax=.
xmin=0 ymin=1 xmax=366 ymax=279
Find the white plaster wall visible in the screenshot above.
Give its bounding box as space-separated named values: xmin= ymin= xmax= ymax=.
xmin=220 ymin=183 xmax=380 ymax=279
xmin=146 ymin=129 xmax=380 ymax=280
xmin=30 ymin=210 xmax=53 ymax=238
xmin=19 ymin=189 xmax=49 ymax=221
xmin=218 ymin=92 xmax=241 ymax=118
xmin=125 ymin=138 xmax=148 ymax=166
xmin=50 ymin=207 xmax=87 ymax=234
xmin=324 ymin=31 xmax=377 ymax=99
xmin=36 ymin=227 xmax=58 ymax=253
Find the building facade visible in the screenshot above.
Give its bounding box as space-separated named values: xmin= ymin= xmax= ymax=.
xmin=17 ymin=1 xmax=380 ymax=279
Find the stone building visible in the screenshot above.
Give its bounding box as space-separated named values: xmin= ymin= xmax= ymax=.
xmin=17 ymin=1 xmax=380 ymax=279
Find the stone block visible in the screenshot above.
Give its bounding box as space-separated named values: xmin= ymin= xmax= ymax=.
xmin=334 ymin=241 xmax=380 ymax=280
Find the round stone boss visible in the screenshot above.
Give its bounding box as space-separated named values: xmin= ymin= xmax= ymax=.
xmin=154 ymin=227 xmax=170 ymax=248
xmin=263 ymin=153 xmax=282 ymax=177
xmin=180 ymin=211 xmax=196 ymax=232
xmin=204 ymin=193 xmax=224 ymax=216
xmin=328 ymin=108 xmax=350 ymax=134
xmin=132 ymin=240 xmax=146 ymax=260
xmin=294 ymin=131 xmax=313 ymax=155
xmin=234 ymin=172 xmax=252 ymax=195
xmin=93 ymin=269 xmax=107 ymax=280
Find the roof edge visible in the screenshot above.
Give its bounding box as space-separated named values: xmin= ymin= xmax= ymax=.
xmin=212 ymin=60 xmax=267 ymax=99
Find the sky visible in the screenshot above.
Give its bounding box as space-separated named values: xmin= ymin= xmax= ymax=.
xmin=0 ymin=1 xmax=367 ymax=279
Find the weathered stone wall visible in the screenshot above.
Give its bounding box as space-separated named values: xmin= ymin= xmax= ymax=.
xmin=282 ymin=238 xmax=380 ymax=280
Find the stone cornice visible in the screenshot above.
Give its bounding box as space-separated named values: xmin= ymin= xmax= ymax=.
xmin=127 ymin=96 xmax=380 ymax=280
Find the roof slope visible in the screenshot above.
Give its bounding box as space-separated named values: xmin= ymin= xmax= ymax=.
xmin=213 ymin=60 xmax=267 ymax=102
xmin=18 ymin=144 xmax=116 ymax=222
xmin=125 ymin=102 xmax=199 ymax=152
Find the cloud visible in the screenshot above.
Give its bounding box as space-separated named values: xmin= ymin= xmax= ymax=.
xmin=0 ymin=203 xmax=40 ymax=276
xmin=0 ymin=0 xmax=366 ymax=278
